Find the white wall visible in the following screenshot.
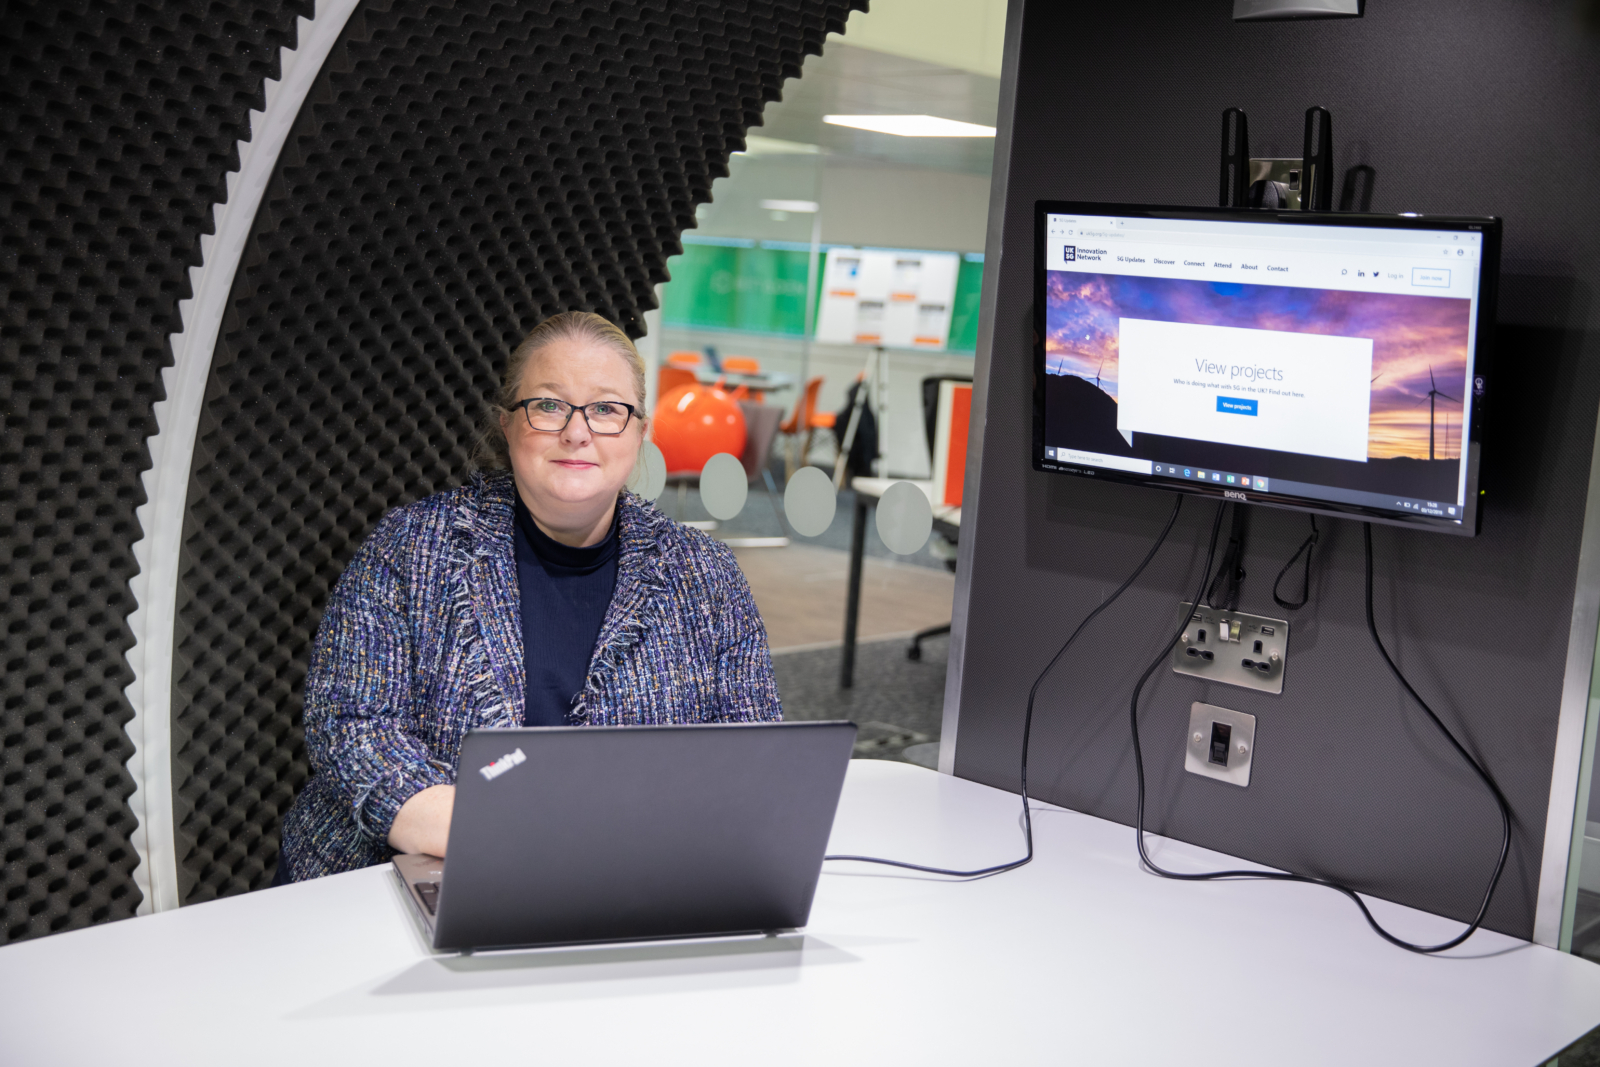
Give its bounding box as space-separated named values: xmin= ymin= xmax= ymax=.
xmin=637 ymin=284 xmax=665 ymax=410
xmin=691 ymin=155 xmax=991 ymax=255
xmin=688 ymin=155 xmax=826 ymax=245
xmin=833 ymin=0 xmax=1009 ymax=78
xmin=819 ymin=163 xmax=991 ymax=253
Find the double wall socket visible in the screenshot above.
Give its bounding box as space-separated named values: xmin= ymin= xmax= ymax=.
xmin=1171 ymin=602 xmax=1289 ymax=695
xmin=1185 ymin=702 xmax=1257 ymax=788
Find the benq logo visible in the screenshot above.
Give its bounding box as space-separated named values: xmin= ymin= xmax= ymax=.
xmin=1223 ymin=490 xmax=1248 ymax=502
xmin=1062 ymin=244 xmax=1076 ymax=262
xmin=479 ymin=747 xmax=526 ymax=782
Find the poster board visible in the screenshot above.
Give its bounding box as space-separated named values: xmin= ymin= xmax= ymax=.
xmin=815 ymin=248 xmax=961 ymax=350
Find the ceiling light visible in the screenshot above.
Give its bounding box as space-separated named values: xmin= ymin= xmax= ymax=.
xmin=758 ymin=199 xmax=819 ymax=213
xmin=736 ymin=135 xmax=822 ymax=156
xmin=823 ymin=114 xmax=996 ymax=138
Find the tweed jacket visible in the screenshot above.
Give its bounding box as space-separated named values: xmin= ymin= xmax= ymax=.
xmin=279 ymin=471 xmax=780 ymax=880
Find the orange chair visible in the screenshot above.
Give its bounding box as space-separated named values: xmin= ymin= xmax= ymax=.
xmin=721 ymin=356 xmax=762 ymax=401
xmin=780 ymin=376 xmax=836 ymax=477
xmin=657 ymin=365 xmax=697 ymax=400
xmin=666 ymin=350 xmax=701 ymax=369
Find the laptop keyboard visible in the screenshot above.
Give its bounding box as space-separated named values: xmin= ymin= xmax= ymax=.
xmin=415 ymin=880 xmax=440 ymax=915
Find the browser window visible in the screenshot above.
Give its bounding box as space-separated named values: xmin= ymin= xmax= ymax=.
xmin=1036 ymin=208 xmax=1494 ymax=530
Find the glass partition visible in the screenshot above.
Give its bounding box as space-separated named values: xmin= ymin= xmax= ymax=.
xmin=641 ymin=37 xmax=1000 ymax=767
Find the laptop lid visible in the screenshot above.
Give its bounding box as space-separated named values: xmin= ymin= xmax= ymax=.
xmin=428 ymin=720 xmax=856 ymax=952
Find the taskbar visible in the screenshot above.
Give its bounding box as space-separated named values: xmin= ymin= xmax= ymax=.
xmin=1044 ymin=447 xmax=1464 ymax=523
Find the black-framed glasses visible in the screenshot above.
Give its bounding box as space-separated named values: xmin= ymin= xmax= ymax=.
xmin=512 ymin=397 xmax=638 ymax=435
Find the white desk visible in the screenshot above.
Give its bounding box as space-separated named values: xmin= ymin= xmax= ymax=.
xmin=4 ymin=761 xmax=1598 ymax=1066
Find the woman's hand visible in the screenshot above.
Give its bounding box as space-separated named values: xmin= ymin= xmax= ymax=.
xmin=388 ymin=783 xmax=455 ymax=857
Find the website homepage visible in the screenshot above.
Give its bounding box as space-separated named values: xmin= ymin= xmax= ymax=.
xmin=1041 ymin=213 xmax=1484 ymax=522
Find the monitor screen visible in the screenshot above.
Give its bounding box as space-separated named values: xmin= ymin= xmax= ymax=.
xmin=1032 ymin=202 xmax=1500 ymax=534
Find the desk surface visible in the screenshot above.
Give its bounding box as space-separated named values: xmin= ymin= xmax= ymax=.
xmin=3 ymin=761 xmax=1597 ymax=1066
xmin=694 ymin=370 xmax=797 ymax=391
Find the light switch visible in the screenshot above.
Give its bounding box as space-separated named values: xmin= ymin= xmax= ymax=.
xmin=1186 ymin=702 xmax=1256 ymax=788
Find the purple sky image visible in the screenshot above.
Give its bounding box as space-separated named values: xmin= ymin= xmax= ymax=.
xmin=1044 ymin=271 xmax=1474 ymax=460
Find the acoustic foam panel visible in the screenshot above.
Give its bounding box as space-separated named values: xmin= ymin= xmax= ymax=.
xmin=0 ymin=0 xmax=315 ymax=943
xmin=955 ymin=0 xmax=1600 ymax=938
xmin=170 ymin=0 xmax=865 ymax=903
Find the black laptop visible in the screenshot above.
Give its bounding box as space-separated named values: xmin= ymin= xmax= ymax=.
xmin=393 ymin=721 xmax=857 ymax=952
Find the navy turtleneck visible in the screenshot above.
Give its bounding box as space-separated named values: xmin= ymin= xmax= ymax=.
xmin=512 ymin=492 xmax=620 ymax=726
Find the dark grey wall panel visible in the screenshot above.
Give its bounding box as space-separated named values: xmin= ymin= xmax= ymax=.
xmin=0 ymin=0 xmax=312 ymax=943
xmin=171 ymin=0 xmax=865 ymax=903
xmin=955 ymin=0 xmax=1600 ymax=938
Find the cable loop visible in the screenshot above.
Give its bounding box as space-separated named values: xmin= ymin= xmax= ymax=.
xmin=823 ymin=494 xmax=1187 ymax=878
xmin=830 ymin=503 xmax=1510 ymax=953
xmin=1272 ymin=515 xmax=1319 ymax=610
xmin=1130 ymin=512 xmax=1510 ymax=954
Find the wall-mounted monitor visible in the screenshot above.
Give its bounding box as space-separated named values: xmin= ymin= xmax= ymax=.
xmin=1032 ymin=202 xmax=1500 ymax=534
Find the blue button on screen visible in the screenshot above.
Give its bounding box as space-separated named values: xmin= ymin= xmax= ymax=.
xmin=1217 ymin=396 xmax=1258 ymax=416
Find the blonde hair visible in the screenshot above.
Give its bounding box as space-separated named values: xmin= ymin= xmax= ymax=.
xmin=473 ymin=311 xmax=648 ymax=470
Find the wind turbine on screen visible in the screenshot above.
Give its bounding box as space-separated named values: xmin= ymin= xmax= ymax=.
xmin=1094 ymin=358 xmax=1106 ymax=391
xmin=1422 ymin=364 xmax=1460 ymax=461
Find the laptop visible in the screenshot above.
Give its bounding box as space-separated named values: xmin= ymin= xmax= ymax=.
xmin=393 ymin=720 xmax=857 ymax=952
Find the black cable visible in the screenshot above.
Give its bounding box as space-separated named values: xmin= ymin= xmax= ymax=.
xmin=824 ymin=494 xmax=1188 ymax=877
xmin=1128 ymin=510 xmax=1512 ymax=953
xmin=1204 ymin=503 xmax=1248 ymax=610
xmin=1272 ymin=515 xmax=1319 ymax=610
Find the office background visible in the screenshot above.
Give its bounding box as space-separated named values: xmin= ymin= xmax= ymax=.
xmin=5 ymin=0 xmax=1600 ymax=960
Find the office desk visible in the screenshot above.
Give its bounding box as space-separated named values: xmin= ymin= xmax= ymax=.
xmin=3 ymin=760 xmax=1597 ymax=1066
xmin=842 ymin=477 xmax=961 ymax=686
xmin=694 ymin=369 xmax=798 ymax=394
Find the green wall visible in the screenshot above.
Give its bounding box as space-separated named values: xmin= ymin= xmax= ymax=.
xmin=660 ymin=240 xmax=813 ymax=336
xmin=947 ymin=256 xmax=984 ymax=354
xmin=662 ymin=239 xmax=983 ymax=354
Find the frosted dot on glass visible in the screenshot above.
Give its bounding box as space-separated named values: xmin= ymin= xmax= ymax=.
xmin=875 ymin=480 xmax=933 ymax=555
xmin=629 ymin=440 xmax=667 ymax=500
xmin=783 ymin=466 xmax=836 ymax=537
xmin=699 ymin=452 xmax=748 ymax=520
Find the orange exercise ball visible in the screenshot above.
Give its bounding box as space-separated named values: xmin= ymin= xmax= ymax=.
xmin=652 ymin=383 xmax=747 ymax=474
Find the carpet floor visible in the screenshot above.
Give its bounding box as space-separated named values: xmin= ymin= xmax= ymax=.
xmin=773 ymin=631 xmax=949 ymax=764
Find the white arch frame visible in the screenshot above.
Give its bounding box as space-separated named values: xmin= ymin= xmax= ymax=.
xmin=122 ymin=0 xmax=363 ymax=914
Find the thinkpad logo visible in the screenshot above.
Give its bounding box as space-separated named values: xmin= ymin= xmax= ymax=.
xmin=479 ymin=747 xmax=526 ymax=781
xmin=1223 ymin=490 xmax=1248 ymax=502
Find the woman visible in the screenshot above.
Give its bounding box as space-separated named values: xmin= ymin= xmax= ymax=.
xmin=278 ymin=311 xmax=780 ymax=881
